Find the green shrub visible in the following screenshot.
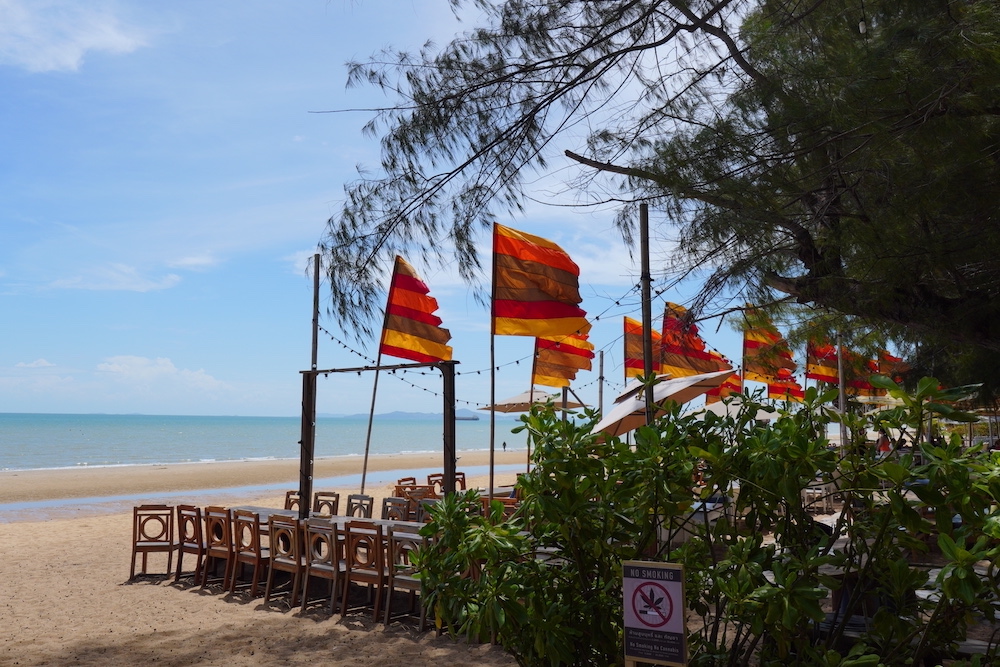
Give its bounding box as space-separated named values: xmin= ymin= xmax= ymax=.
xmin=421 ymin=377 xmax=1000 ymax=666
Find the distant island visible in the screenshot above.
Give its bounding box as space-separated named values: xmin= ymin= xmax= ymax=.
xmin=317 ymin=408 xmax=489 ymax=421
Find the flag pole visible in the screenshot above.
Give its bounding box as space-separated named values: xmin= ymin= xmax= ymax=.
xmin=598 ymin=350 xmax=604 ymax=415
xmin=639 ymin=203 xmax=654 ymax=422
xmin=489 ymin=225 xmax=498 ymax=504
xmin=359 ymin=352 xmax=382 ymax=495
xmin=837 ymin=334 xmax=847 ymax=454
xmin=527 ymin=340 xmax=539 ymax=475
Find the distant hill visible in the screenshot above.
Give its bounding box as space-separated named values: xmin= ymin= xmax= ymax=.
xmin=317 ymin=408 xmax=487 ymax=421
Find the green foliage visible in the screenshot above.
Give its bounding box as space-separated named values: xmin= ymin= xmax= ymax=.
xmin=420 ymin=379 xmax=1000 ymax=665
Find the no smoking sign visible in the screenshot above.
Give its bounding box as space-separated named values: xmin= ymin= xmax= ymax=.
xmin=623 ymin=561 xmax=687 ymax=666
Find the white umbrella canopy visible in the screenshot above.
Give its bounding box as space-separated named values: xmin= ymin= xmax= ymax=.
xmin=481 ymin=388 xmax=585 ymax=413
xmin=685 ymin=397 xmax=778 ymax=422
xmin=592 ymin=370 xmax=736 ymax=438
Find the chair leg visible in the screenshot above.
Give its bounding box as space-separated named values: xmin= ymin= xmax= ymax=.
xmin=264 ymin=566 xmax=275 ymax=602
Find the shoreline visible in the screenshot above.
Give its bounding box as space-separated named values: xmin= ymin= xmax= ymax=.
xmin=0 ymin=449 xmax=528 ymax=504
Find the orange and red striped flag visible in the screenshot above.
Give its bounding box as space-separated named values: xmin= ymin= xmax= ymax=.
xmin=878 ymin=351 xmax=909 ymax=383
xmin=806 ymin=340 xmax=839 ymax=384
xmin=768 ymin=368 xmax=804 ymax=402
xmin=492 ymin=224 xmax=590 ymax=337
xmin=843 ymin=351 xmax=883 ymax=397
xmin=660 ymin=303 xmax=731 ymax=378
xmin=624 ymin=317 xmax=662 ymax=378
xmin=532 ymin=333 xmax=594 ymax=388
xmin=743 ymin=310 xmax=796 ymax=383
xmin=379 ymin=256 xmax=453 ymax=363
xmin=706 ymin=367 xmax=742 ymax=404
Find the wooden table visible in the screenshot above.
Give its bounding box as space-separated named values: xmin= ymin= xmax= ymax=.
xmin=232 ymin=506 xmax=424 ymax=533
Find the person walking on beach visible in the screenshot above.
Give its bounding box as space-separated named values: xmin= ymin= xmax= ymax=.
xmin=502 ymin=441 xmax=507 ymax=452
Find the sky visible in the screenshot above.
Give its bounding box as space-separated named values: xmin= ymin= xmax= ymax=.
xmin=1 ymin=0 xmax=746 ymax=417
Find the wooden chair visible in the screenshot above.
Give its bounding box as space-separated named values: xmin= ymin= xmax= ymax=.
xmin=427 ymin=473 xmax=466 ymax=495
xmin=130 ymin=504 xmax=176 ymax=579
xmin=312 ymin=491 xmax=340 ymax=515
xmin=264 ymin=515 xmax=305 ymax=607
xmin=346 ymin=493 xmax=374 ymax=518
xmin=427 ymin=473 xmax=446 ymax=495
xmin=341 ymin=520 xmax=387 ymax=619
xmin=284 ymin=491 xmax=301 ymax=512
xmin=229 ymin=510 xmax=269 ymax=596
xmin=381 ymin=497 xmax=410 ymax=521
xmin=417 ymin=498 xmax=440 ymax=523
xmin=399 ymin=485 xmax=437 ymax=520
xmin=200 ymin=506 xmax=235 ymax=591
xmin=175 ymin=505 xmax=206 ymax=585
xmin=300 ymin=518 xmax=346 ymax=614
xmin=383 ymin=527 xmax=428 ymax=629
xmin=396 ymin=476 xmax=417 ymax=487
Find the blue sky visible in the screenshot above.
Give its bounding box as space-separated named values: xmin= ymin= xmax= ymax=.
xmin=1 ymin=0 xmax=746 ymax=417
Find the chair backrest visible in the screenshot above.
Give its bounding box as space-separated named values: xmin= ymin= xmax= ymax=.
xmin=203 ymin=506 xmax=233 ymax=553
xmin=417 ymin=498 xmax=439 ymax=523
xmin=304 ymin=518 xmax=340 ymax=569
xmin=346 ymin=493 xmax=374 ymax=518
xmin=312 ymin=491 xmax=340 ymax=515
xmin=343 ymin=520 xmax=384 ymax=574
xmin=284 ymin=491 xmax=301 ymax=511
xmin=177 ymin=505 xmax=203 ymax=549
xmin=454 ymin=471 xmax=467 ymax=490
xmin=233 ymin=510 xmax=265 ymax=558
xmin=426 ymin=473 xmax=445 ymax=495
xmin=396 ymin=476 xmax=416 ymax=487
xmin=381 ymin=497 xmax=410 ymax=521
xmin=133 ymin=504 xmax=174 ymax=546
xmin=386 ymin=527 xmax=425 ymax=578
xmin=268 ymin=514 xmax=302 ymax=564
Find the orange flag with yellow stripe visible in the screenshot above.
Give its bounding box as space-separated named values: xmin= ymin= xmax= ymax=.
xmin=379 ymin=256 xmax=453 ymax=363
xmin=532 ymin=333 xmax=595 ymax=388
xmin=624 ymin=317 xmax=662 ymax=378
xmin=492 ymin=224 xmax=590 ymax=337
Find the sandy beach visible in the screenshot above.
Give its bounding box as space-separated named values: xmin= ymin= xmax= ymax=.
xmin=0 ymin=452 xmax=523 ymax=666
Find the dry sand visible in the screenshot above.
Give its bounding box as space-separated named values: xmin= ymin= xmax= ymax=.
xmin=0 ymin=453 xmax=523 ymax=666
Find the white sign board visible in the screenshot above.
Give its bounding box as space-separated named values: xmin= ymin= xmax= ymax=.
xmin=622 ymin=560 xmax=687 ymax=666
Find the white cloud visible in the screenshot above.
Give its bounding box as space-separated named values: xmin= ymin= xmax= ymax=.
xmin=168 ymin=254 xmax=219 ymax=270
xmin=96 ymin=355 xmax=228 ymax=393
xmin=0 ymin=0 xmax=146 ymax=73
xmin=15 ymin=358 xmax=55 ymax=368
xmin=49 ymin=263 xmax=181 ymax=292
xmin=284 ymin=249 xmax=320 ymax=276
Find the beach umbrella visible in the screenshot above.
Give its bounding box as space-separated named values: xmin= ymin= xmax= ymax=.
xmin=592 ymin=370 xmax=735 ymax=438
xmin=685 ymin=397 xmax=778 ymax=422
xmin=480 ymin=388 xmax=584 ymax=413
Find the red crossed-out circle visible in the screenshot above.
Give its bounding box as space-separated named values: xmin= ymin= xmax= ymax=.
xmin=631 ymin=581 xmax=673 ymax=628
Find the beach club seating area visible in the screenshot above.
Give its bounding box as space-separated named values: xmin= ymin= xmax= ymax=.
xmin=127 ymin=472 xmax=503 ymax=629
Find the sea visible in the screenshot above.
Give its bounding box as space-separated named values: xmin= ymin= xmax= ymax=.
xmin=0 ymin=413 xmax=523 ymax=471
xmin=0 ymin=413 xmax=524 ymax=522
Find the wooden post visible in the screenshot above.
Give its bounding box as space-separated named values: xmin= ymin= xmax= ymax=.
xmin=298 ymin=371 xmax=316 ymax=520
xmin=298 ymin=253 xmax=321 ymax=520
xmin=441 ymin=360 xmax=458 ymax=495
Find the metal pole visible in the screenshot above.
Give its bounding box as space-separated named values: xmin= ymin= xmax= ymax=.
xmin=837 ymin=334 xmax=847 ymax=454
xmin=359 ymin=355 xmax=382 ymax=495
xmin=640 ymin=203 xmax=654 ymax=422
xmin=441 ymin=361 xmax=458 ymax=495
xmin=598 ymin=350 xmax=605 ymax=415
